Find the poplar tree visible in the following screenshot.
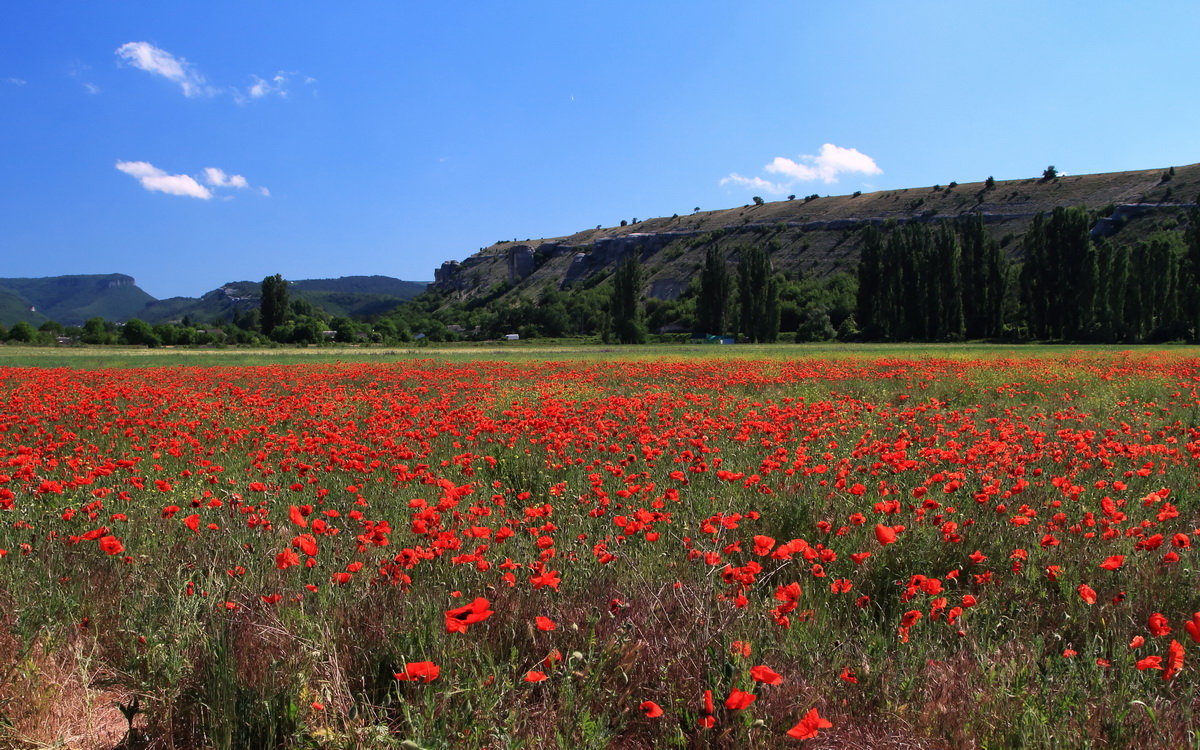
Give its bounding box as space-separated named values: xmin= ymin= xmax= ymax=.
xmin=260 ymin=274 xmax=289 ymax=336
xmin=737 ymin=245 xmax=780 ymax=342
xmin=697 ymin=245 xmax=730 ymax=336
xmin=611 ymin=253 xmax=647 ymax=344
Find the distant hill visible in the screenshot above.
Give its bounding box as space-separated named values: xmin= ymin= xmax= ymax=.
xmin=0 ymin=274 xmax=154 ymax=326
xmin=0 ymin=274 xmax=430 ymax=327
xmin=138 ymin=276 xmax=430 ymax=324
xmin=428 ymin=163 xmax=1200 ymax=304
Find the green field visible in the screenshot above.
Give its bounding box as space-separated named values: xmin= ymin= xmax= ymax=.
xmin=3 ymin=341 xmax=1198 ymax=369
xmin=2 ymin=346 xmax=1200 ymax=748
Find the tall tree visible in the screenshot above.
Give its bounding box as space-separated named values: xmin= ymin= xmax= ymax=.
xmin=260 ymin=274 xmax=289 ymax=336
xmin=958 ymin=213 xmax=1007 ymax=339
xmin=697 ymin=245 xmax=731 ymax=336
xmin=610 ymin=253 xmax=647 ymax=344
xmin=934 ymin=222 xmax=965 ymax=340
xmin=1184 ymin=202 xmax=1200 ymax=341
xmin=736 ymin=245 xmax=780 ymax=342
xmin=856 ymin=225 xmax=885 ymax=339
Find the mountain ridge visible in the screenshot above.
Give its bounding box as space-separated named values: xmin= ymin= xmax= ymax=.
xmin=0 ymin=274 xmax=431 ymax=327
xmin=429 ymin=164 xmax=1200 ymax=304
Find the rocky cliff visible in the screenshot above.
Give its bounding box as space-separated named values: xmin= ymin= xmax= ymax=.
xmin=429 ymin=165 xmax=1200 ymax=303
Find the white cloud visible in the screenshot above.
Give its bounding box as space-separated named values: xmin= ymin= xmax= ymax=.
xmin=234 ymin=71 xmax=299 ymax=103
xmin=765 ymin=144 xmax=882 ymax=184
xmin=203 ymin=167 xmax=249 ymax=189
xmin=4 ymin=77 xmax=26 ymax=85
xmin=723 ymin=143 xmax=883 ymax=192
xmin=259 ymin=186 xmax=271 ymax=197
xmin=719 ymin=173 xmax=788 ymax=195
xmin=116 ymin=161 xmax=212 ymax=199
xmin=84 ymin=82 xmax=100 ymax=95
xmin=115 ymin=42 xmax=215 ymax=97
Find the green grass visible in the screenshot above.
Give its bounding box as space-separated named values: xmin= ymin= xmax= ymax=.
xmin=2 ymin=349 xmax=1200 ymax=747
xmin=4 ymin=341 xmax=1200 ymax=370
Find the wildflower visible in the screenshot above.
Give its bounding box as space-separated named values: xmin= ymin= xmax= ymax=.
xmin=395 ymin=661 xmax=440 ymax=683
xmin=787 ymin=707 xmax=832 ymax=740
xmin=445 ymin=597 xmax=494 ymax=634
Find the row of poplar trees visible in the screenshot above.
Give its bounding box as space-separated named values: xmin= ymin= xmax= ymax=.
xmin=857 ymin=204 xmax=1200 ymax=343
xmin=857 ymin=214 xmax=1007 ymax=341
xmin=610 ymin=244 xmax=783 ymax=343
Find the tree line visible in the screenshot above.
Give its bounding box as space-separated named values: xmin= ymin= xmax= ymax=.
xmin=5 ymin=203 xmax=1198 ymax=347
xmin=857 ymin=203 xmax=1200 ymax=343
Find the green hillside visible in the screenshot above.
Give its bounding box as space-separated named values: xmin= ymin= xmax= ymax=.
xmin=0 ymin=274 xmax=430 ymax=328
xmin=428 ymin=164 xmax=1200 ymax=304
xmin=136 ymin=276 xmax=430 ymax=325
xmin=0 ymin=274 xmax=154 ymax=326
xmin=0 ymin=288 xmax=48 ymax=328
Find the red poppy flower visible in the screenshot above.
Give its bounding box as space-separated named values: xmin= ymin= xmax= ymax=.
xmin=787 ymin=707 xmax=832 ymax=739
xmin=839 ymin=666 xmax=858 ymax=683
xmin=874 ymin=524 xmax=897 ymax=546
xmin=395 ymin=661 xmax=440 ymax=683
xmin=749 ymin=664 xmax=783 ymax=685
xmin=1148 ymin=612 xmax=1171 ymax=637
xmin=292 ymin=534 xmax=318 ymax=556
xmin=276 ymin=548 xmax=300 ymax=570
xmin=183 ymin=514 xmax=200 ymax=533
xmin=445 ymin=597 xmax=494 ymax=634
xmin=1077 ymin=584 xmax=1097 ymax=605
xmin=535 ymin=616 xmax=556 ymax=631
xmin=1099 ymin=555 xmax=1124 ymax=571
xmin=639 ymin=700 xmax=663 ymax=718
xmin=723 ymin=688 xmax=755 ymax=710
xmin=1164 ymin=640 xmax=1184 ymax=681
xmin=523 ymin=670 xmax=548 ymax=683
xmin=752 ymin=535 xmax=775 ymax=556
xmin=1136 ymin=655 xmax=1163 ymax=671
xmin=98 ymin=535 xmax=124 ymax=555
xmin=1184 ymin=613 xmax=1200 ymax=644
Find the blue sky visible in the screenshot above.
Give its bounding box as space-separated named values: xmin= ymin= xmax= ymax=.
xmin=2 ymin=1 xmax=1198 ymax=299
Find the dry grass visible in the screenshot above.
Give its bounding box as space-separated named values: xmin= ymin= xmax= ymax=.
xmin=0 ymin=625 xmax=139 ymax=749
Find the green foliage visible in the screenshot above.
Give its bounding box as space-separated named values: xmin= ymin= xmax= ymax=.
xmin=610 ymin=254 xmax=647 ymax=344
xmin=260 ymin=274 xmax=289 ymax=336
xmin=121 ymin=317 xmax=160 ymax=347
xmin=856 ymin=220 xmax=981 ymax=341
xmin=696 ymin=246 xmax=730 ymax=336
xmin=735 ymin=245 xmax=780 ymax=342
xmin=6 ymin=320 xmax=36 ymax=343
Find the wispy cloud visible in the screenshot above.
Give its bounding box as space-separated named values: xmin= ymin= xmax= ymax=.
xmin=67 ymin=62 xmax=99 ymax=94
xmin=4 ymin=77 xmax=26 ymax=85
xmin=116 ymin=161 xmax=212 ymax=199
xmin=116 ymin=42 xmax=215 ymax=97
xmin=233 ymin=72 xmax=290 ymax=103
xmin=722 ymin=144 xmax=882 ymax=193
xmin=203 ymin=167 xmax=248 ymax=189
xmin=116 ymin=161 xmax=268 ymax=200
xmin=719 ymin=173 xmax=788 ymax=195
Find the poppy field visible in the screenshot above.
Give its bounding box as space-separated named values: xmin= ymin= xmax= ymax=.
xmin=2 ymin=351 xmax=1200 ymax=748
